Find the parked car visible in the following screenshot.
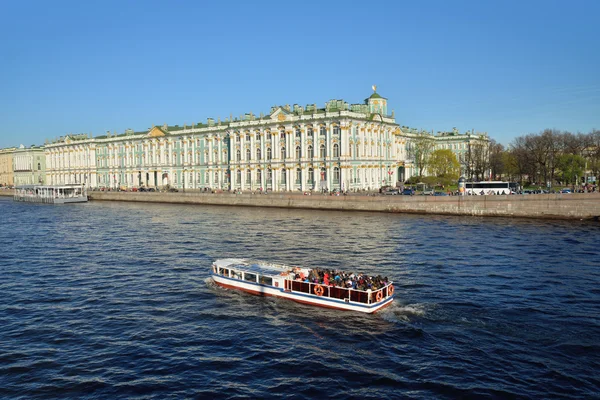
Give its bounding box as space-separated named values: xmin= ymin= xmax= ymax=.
xmin=433 ymin=191 xmax=449 ymax=196
xmin=147 ymin=187 xmax=156 ymax=192
xmin=138 ymin=187 xmax=147 ymax=192
xmin=402 ymin=188 xmax=415 ymax=196
xmin=560 ymin=188 xmax=571 ymax=194
xmin=384 ymin=189 xmax=399 ymax=195
xmin=168 ymin=188 xmax=179 ymax=192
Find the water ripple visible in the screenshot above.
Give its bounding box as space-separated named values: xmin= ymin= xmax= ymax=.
xmin=0 ymin=198 xmax=599 ymax=399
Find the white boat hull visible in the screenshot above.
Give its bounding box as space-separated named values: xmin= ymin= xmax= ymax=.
xmin=212 ymin=273 xmax=394 ymax=313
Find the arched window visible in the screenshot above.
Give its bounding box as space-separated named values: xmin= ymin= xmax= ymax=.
xmin=308 ymin=168 xmax=314 ymax=184
xmin=257 ymin=148 xmax=261 ymax=160
xmin=267 ymin=168 xmax=272 ymax=183
xmin=308 ymin=145 xmax=314 ymax=158
xmin=246 ymin=149 xmax=251 ymax=160
xmin=308 ymin=128 xmax=314 ymax=139
xmin=296 ymin=168 xmax=301 ymax=184
xmin=281 ymin=168 xmax=287 ymax=184
xmin=320 ymin=126 xmax=327 ymax=136
xmin=280 ymin=130 xmax=285 ymax=141
xmin=295 ymin=146 xmax=301 ymax=159
xmin=333 ymin=125 xmax=340 ymax=135
xmin=281 ymin=146 xmax=286 ymax=159
xmin=320 ymin=144 xmax=326 ymax=158
xmin=333 ymin=143 xmax=339 ymax=157
xmin=246 ymin=169 xmax=251 ymax=184
xmin=246 ymin=133 xmax=251 ymax=142
xmin=334 ymin=167 xmax=340 ymax=183
xmin=257 ymin=169 xmax=262 ymax=185
xmin=267 ymin=147 xmax=272 ymax=160
xmin=236 ymin=169 xmax=241 ymax=185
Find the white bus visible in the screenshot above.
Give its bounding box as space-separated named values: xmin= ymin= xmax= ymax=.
xmin=465 ymin=181 xmax=519 ymax=195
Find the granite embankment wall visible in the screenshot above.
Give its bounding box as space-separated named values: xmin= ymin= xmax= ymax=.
xmin=84 ymin=191 xmax=600 ymax=220
xmin=2 ymin=189 xmax=598 ymax=220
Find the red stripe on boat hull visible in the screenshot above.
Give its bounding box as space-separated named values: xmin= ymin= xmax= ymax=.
xmin=214 ymin=280 xmax=391 ymax=313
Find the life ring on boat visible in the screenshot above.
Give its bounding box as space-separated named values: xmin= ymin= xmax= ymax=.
xmin=388 ymin=285 xmax=394 ymax=296
xmin=376 ymin=291 xmax=383 ymax=302
xmin=314 ymin=285 xmax=324 ymax=296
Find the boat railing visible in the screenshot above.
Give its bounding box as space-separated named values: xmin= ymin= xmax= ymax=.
xmin=289 ymin=280 xmax=392 ymax=304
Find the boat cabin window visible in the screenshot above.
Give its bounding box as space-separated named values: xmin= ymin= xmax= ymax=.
xmin=244 ymin=272 xmax=257 ymax=283
xmin=219 ymin=268 xmax=230 ymax=277
xmin=259 ymin=276 xmax=273 ymax=286
xmin=232 ymin=270 xmax=242 ymax=280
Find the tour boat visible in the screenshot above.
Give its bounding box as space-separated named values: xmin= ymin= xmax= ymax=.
xmin=13 ymin=185 xmax=88 ymax=204
xmin=211 ymin=259 xmax=394 ymax=313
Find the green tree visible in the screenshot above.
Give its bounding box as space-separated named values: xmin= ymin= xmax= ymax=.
xmin=428 ymin=149 xmax=460 ymax=179
xmin=556 ymin=154 xmax=586 ymax=185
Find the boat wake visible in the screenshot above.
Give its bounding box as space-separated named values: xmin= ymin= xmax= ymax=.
xmin=380 ymin=302 xmax=428 ymax=323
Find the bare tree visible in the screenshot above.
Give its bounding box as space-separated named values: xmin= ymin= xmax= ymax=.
xmin=407 ymin=130 xmax=435 ymax=177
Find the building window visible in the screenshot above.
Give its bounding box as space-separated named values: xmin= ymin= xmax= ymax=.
xmin=320 ymin=126 xmax=327 ymax=136
xmin=296 ymin=129 xmax=301 ymax=139
xmin=246 ymin=149 xmax=251 ymax=160
xmin=295 ymin=146 xmax=301 ymax=159
xmin=237 ymin=169 xmax=241 ymax=184
xmin=246 ymin=133 xmax=251 ymax=142
xmin=320 ymin=168 xmax=326 ymax=181
xmin=308 ymin=168 xmax=314 ymax=184
xmin=37 ymin=163 xmax=41 ymax=171
xmin=257 ymin=169 xmax=262 ymax=185
xmin=333 ymin=125 xmax=340 ymax=135
xmin=267 ymin=168 xmax=272 ymax=183
xmin=281 ymin=168 xmax=286 ymax=184
xmin=267 ymin=147 xmax=272 ymax=160
xmin=320 ymin=144 xmax=326 ymax=158
xmin=280 ymin=130 xmax=285 ymax=141
xmin=257 ymin=148 xmax=261 ymax=160
xmin=308 ymin=145 xmax=314 ymax=158
xmin=334 ymin=167 xmax=340 ymax=183
xmin=236 ymin=134 xmax=241 ymax=143
xmin=236 ymin=150 xmax=241 ymax=161
xmin=333 ymin=143 xmax=339 ymax=157
xmin=267 ymin=132 xmax=272 ymax=140
xmin=281 ymin=146 xmax=286 ymax=159
xmin=296 ymin=168 xmax=301 ymax=184
xmin=246 ymin=169 xmax=251 ymax=184
xmin=308 ymin=128 xmax=313 ymax=139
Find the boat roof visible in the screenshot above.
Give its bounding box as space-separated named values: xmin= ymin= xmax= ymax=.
xmin=16 ymin=185 xmax=84 ymax=189
xmin=215 ymin=258 xmax=300 ymax=276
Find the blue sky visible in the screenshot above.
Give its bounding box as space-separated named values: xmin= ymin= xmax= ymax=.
xmin=1 ymin=0 xmax=598 ymax=149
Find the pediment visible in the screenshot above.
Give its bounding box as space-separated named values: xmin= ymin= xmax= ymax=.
xmin=270 ymin=107 xmax=291 ymax=122
xmin=148 ymin=126 xmax=167 ymax=138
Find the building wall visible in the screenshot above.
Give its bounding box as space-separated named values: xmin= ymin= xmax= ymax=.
xmin=42 ymin=92 xmax=490 ymax=190
xmin=13 ymin=146 xmax=45 ymax=186
xmin=0 ymin=148 xmax=16 ymax=187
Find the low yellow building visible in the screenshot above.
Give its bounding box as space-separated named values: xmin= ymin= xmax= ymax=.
xmin=0 ymin=147 xmax=16 ymax=187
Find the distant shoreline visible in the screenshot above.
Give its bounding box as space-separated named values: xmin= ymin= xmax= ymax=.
xmin=3 ymin=189 xmax=598 ymax=221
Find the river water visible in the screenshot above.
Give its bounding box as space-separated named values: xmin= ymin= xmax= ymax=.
xmin=1 ymin=198 xmax=599 ymax=399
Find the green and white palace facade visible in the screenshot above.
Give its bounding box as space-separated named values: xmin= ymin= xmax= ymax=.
xmin=44 ymin=89 xmax=489 ymax=191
